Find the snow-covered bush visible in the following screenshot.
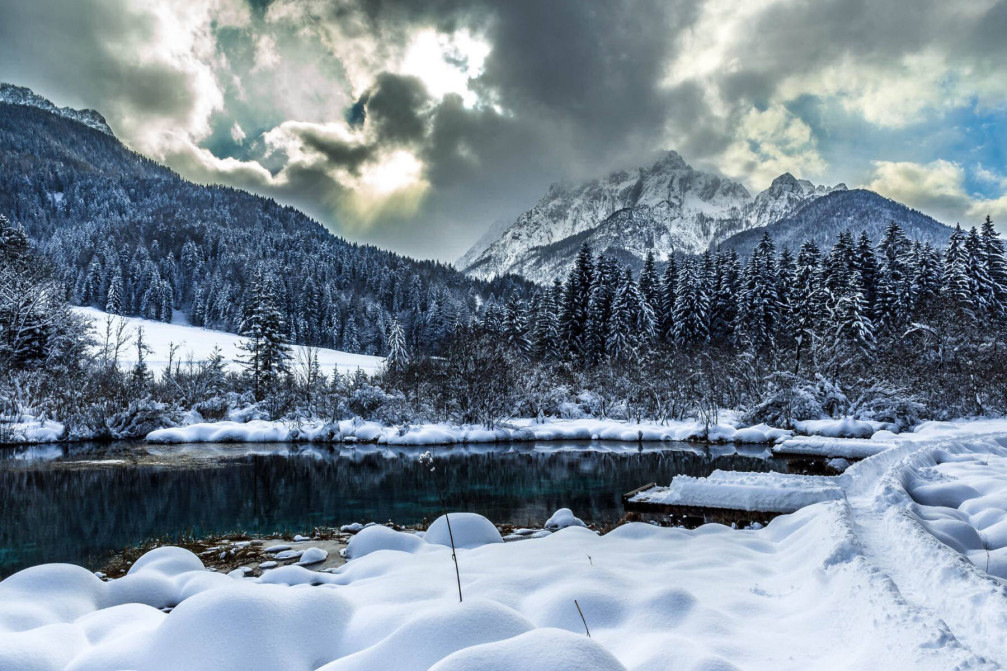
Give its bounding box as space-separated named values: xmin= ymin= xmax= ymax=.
xmin=349 ymin=384 xmax=412 ymax=425
xmin=850 ymin=385 xmax=924 ymax=431
xmin=744 ymin=372 xmax=824 ymax=429
xmin=815 ymin=376 xmax=849 ymax=418
xmin=106 ymin=398 xmax=178 ymax=439
xmin=194 ymin=391 xmax=251 ymax=422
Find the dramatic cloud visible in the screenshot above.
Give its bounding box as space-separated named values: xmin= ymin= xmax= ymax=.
xmin=867 ymin=160 xmax=1007 ymax=224
xmin=1 ymin=0 xmax=1005 ymax=259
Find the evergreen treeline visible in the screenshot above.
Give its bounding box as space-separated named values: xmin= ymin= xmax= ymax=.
xmin=0 ymin=102 xmax=530 ymax=357
xmin=431 ymin=218 xmax=1007 ymax=423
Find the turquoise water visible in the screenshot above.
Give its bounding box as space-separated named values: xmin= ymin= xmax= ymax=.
xmin=0 ymin=441 xmax=784 ymax=576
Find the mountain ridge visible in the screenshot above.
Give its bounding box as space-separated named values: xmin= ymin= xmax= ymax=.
xmin=0 ymin=85 xmax=530 ymax=357
xmin=458 ymin=151 xmax=849 ymax=283
xmin=0 ymin=83 xmax=114 ymax=136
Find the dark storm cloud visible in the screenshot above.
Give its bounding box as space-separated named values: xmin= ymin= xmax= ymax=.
xmin=363 ymin=73 xmax=431 ymax=145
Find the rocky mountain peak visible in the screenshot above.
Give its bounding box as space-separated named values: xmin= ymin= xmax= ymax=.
xmin=0 ymin=83 xmax=114 ymax=136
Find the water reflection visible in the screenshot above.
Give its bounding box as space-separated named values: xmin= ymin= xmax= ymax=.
xmin=0 ymin=441 xmax=783 ymax=576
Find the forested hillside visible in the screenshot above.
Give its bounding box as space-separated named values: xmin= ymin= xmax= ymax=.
xmin=0 ymin=101 xmax=530 ymax=357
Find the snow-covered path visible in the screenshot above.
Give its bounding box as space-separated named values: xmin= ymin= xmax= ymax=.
xmin=840 ymin=431 xmax=1007 ymax=666
xmin=3 ymin=423 xmax=1007 ymax=670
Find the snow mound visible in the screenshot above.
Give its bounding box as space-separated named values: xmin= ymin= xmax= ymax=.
xmin=138 ymin=585 xmax=353 ymax=670
xmin=794 ymin=418 xmax=881 ymax=438
xmin=344 ymin=525 xmax=426 ymax=559
xmin=429 ymin=628 xmax=627 ymax=671
xmin=298 ymin=548 xmax=329 ymax=565
xmin=544 ymin=508 xmax=587 ymax=531
xmin=318 ymin=601 xmax=534 ymax=671
xmin=425 ymin=513 xmax=504 ymax=549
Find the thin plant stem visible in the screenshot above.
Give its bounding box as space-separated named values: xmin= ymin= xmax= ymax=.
xmin=575 ymin=599 xmax=591 ymax=638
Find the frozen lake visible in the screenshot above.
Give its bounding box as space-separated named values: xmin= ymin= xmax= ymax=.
xmin=0 ymin=441 xmax=785 ymax=576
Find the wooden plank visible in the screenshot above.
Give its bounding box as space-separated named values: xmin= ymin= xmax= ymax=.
xmin=621 ymin=482 xmax=657 ymax=502
xmin=621 ymin=499 xmax=784 ymax=528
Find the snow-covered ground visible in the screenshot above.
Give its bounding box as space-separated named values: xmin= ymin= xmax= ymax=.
xmin=74 ymin=307 xmax=384 ymax=375
xmin=3 ymin=421 xmax=1007 ymax=669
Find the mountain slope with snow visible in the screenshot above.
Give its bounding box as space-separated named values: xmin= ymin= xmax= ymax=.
xmin=717 ymin=189 xmax=953 ymax=257
xmin=459 ymin=152 xmax=845 ymax=283
xmin=0 ymin=83 xmax=113 ymax=136
xmin=75 ymin=307 xmax=384 ymax=375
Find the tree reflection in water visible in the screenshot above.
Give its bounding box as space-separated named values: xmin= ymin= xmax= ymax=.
xmin=0 ymin=441 xmax=784 ymax=576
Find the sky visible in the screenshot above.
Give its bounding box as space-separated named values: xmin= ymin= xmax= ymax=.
xmin=1 ymin=0 xmax=1005 ymax=261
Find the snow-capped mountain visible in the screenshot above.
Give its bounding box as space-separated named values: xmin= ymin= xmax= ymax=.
xmin=458 ymin=151 xmax=845 ymax=283
xmin=0 ymin=83 xmax=113 ymax=136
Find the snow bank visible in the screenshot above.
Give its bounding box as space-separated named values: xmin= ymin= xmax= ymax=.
xmin=145 ymin=416 xmax=792 ymax=446
xmin=75 ymin=306 xmax=384 ymax=375
xmin=794 ymin=417 xmax=886 ymax=438
xmin=0 ymin=416 xmax=64 ymax=444
xmin=147 ymin=420 xmax=293 ymax=443
xmin=774 ymin=435 xmax=897 ymax=460
xmin=632 ymin=470 xmax=845 ymax=513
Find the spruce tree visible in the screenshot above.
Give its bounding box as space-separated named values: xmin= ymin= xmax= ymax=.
xmin=793 ymin=241 xmax=823 ymax=371
xmin=386 ymin=318 xmax=409 ymax=372
xmin=943 ymin=225 xmax=975 ymax=321
xmin=659 ymin=256 xmax=678 ymax=339
xmin=709 ymin=249 xmax=741 ymax=345
xmin=834 ymin=271 xmax=876 ymax=358
xmin=638 ymin=251 xmax=661 ymax=315
xmin=238 ymin=269 xmax=292 ymax=400
xmin=981 ymin=216 xmax=1007 ymax=320
xmin=559 ymin=244 xmax=594 ymax=360
xmin=672 ymin=258 xmax=710 ymax=346
xmin=964 ymin=225 xmax=993 ymax=315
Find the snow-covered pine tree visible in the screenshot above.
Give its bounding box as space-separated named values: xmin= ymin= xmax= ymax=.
xmin=105 ymin=272 xmax=124 ymax=315
xmin=964 ymin=225 xmax=993 ymax=316
xmin=607 ymin=267 xmax=649 ymax=361
xmin=238 ymin=268 xmax=292 ymax=400
xmin=943 ymin=225 xmax=976 ymax=321
xmin=385 ymin=318 xmax=409 ymax=372
xmin=775 ymin=246 xmax=798 ymax=352
xmin=131 ymin=325 xmax=153 ymax=389
xmin=585 ymin=256 xmax=619 ymax=365
xmin=908 ymin=241 xmax=942 ymax=318
xmin=854 ymin=232 xmax=879 ymax=317
xmin=672 ymin=258 xmax=710 ymax=347
xmin=502 ymin=298 xmax=531 ymax=354
xmin=822 ymin=231 xmax=856 ymax=314
xmin=559 ymin=244 xmax=595 ymax=360
xmin=833 ymin=270 xmax=876 ymax=358
xmin=638 ymin=251 xmax=661 ymax=316
xmin=981 ymin=216 xmax=1007 ymax=321
xmin=709 ymin=249 xmax=741 ymax=345
xmin=659 ymin=255 xmax=678 ymax=340
xmin=531 ymin=280 xmax=563 ymax=360
xmin=736 ymin=232 xmax=779 ymax=352
xmin=792 ymin=241 xmax=823 ymax=371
